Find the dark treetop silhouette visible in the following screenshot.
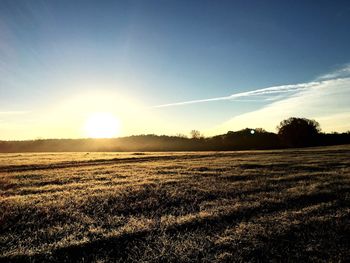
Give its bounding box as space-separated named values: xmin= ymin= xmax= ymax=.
xmin=277 ymin=117 xmax=321 ymax=147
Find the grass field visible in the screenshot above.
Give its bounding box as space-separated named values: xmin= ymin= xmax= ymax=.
xmin=1 ymin=145 xmax=350 ymax=262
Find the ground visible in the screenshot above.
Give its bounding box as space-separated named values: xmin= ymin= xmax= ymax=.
xmin=1 ymin=145 xmax=349 ymax=262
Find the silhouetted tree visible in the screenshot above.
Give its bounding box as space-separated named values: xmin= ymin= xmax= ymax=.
xmin=277 ymin=117 xmax=321 ymax=147
xmin=175 ymin=133 xmax=188 ymax=138
xmin=190 ymin=130 xmax=201 ymax=139
xmin=255 ymin=128 xmax=267 ymax=133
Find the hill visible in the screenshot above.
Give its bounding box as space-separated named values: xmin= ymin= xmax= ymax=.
xmin=1 ymin=128 xmax=350 ymax=152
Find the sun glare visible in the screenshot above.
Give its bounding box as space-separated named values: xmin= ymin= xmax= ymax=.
xmin=84 ymin=112 xmax=120 ymax=138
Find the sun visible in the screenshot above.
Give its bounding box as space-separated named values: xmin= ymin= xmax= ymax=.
xmin=84 ymin=112 xmax=120 ymax=138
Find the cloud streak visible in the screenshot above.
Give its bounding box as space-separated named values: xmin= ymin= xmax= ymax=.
xmin=154 ymin=63 xmax=350 ymax=109
xmin=317 ymin=64 xmax=350 ymax=80
xmin=208 ymin=77 xmax=350 ymax=134
xmin=153 ymin=81 xmax=321 ymax=108
xmin=153 ymin=64 xmax=350 ymax=134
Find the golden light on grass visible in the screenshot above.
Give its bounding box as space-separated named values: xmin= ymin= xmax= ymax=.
xmin=84 ymin=112 xmax=120 ymax=138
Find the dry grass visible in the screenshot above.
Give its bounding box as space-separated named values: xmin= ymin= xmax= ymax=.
xmin=1 ymin=145 xmax=349 ymax=262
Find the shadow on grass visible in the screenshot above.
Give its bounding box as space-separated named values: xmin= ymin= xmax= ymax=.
xmin=2 ymin=189 xmax=348 ymax=263
xmin=231 ymin=214 xmax=350 ymax=262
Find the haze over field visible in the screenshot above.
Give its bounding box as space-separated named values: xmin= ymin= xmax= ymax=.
xmin=1 ymin=1 xmax=350 ymax=139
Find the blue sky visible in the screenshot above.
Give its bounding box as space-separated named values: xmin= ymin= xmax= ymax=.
xmin=1 ymin=0 xmax=350 ymax=139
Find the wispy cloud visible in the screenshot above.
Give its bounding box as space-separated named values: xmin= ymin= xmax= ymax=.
xmin=154 ymin=63 xmax=350 ymax=109
xmin=153 ymin=81 xmax=321 ymax=108
xmin=317 ymin=64 xmax=350 ymax=80
xmin=153 ymin=64 xmax=350 ymax=133
xmin=208 ymin=77 xmax=350 ymax=134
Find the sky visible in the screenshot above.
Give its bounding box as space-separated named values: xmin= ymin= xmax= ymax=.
xmin=1 ymin=0 xmax=350 ymax=140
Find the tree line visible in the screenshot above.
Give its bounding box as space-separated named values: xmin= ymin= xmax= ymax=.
xmin=0 ymin=117 xmax=349 ymax=152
